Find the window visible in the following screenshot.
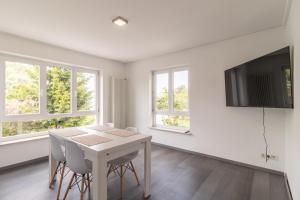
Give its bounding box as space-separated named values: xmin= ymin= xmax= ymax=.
xmin=152 ymin=67 xmax=190 ymax=130
xmin=0 ymin=54 xmax=100 ymax=141
xmin=155 ymin=73 xmax=169 ymax=111
xmin=47 ymin=66 xmax=71 ymax=114
xmin=77 ymin=71 xmax=96 ymax=111
xmin=2 ymin=115 xmax=96 ymax=137
xmin=5 ymin=61 xmax=40 ymax=115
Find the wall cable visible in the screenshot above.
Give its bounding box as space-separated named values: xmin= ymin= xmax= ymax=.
xmin=262 ymin=107 xmax=269 ymax=162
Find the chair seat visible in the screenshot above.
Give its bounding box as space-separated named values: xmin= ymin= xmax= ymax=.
xmin=108 ymin=151 xmax=138 ymax=166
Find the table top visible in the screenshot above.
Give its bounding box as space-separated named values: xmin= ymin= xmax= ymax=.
xmin=50 ymin=127 xmax=152 ymax=153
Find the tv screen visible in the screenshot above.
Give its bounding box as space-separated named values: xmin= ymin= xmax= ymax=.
xmin=225 ymin=47 xmax=293 ymax=108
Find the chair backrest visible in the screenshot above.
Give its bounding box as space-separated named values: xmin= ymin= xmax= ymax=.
xmin=104 ymin=123 xmax=114 ymax=128
xmin=126 ymin=127 xmax=139 ymax=133
xmin=64 ymin=139 xmax=89 ymax=174
xmin=49 ymin=133 xmax=66 ymax=162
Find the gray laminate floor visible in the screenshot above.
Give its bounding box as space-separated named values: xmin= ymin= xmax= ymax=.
xmin=0 ymin=144 xmax=289 ymax=200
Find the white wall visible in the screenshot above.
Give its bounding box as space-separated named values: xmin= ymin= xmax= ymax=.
xmin=284 ymin=0 xmax=300 ymax=199
xmin=0 ymin=32 xmax=125 ymax=168
xmin=0 ymin=139 xmax=49 ymax=168
xmin=126 ymin=27 xmax=288 ymax=172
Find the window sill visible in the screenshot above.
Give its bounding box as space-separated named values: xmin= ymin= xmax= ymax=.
xmin=149 ymin=126 xmax=192 ymax=135
xmin=0 ymin=135 xmax=49 ymax=146
xmin=0 ymin=126 xmax=91 ymax=146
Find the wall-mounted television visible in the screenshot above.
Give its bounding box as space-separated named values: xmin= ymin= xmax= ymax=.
xmin=225 ymin=47 xmax=293 ymax=108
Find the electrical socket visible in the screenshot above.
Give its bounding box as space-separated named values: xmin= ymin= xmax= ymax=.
xmin=261 ymin=153 xmax=279 ymax=161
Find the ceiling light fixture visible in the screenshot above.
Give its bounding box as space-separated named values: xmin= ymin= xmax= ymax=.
xmin=112 ymin=16 xmax=128 ymax=26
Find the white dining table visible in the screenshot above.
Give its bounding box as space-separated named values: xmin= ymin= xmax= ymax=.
xmin=48 ymin=128 xmax=152 ymax=200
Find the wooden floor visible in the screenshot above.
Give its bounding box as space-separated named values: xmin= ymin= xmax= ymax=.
xmin=0 ymin=144 xmax=289 ymax=200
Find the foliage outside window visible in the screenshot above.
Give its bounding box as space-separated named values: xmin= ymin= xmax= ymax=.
xmin=0 ymin=55 xmax=99 ymax=139
xmin=47 ymin=66 xmax=71 ymax=114
xmin=5 ymin=62 xmax=40 ymax=115
xmin=153 ymin=68 xmax=189 ymax=130
xmin=2 ymin=116 xmax=95 ymax=137
xmin=77 ymin=72 xmax=96 ymax=111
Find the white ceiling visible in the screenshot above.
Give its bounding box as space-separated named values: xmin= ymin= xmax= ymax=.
xmin=0 ymin=0 xmax=289 ymax=63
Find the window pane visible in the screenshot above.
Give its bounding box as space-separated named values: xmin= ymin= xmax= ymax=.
xmin=62 ymin=115 xmax=96 ymax=128
xmin=77 ymin=72 xmax=96 ymax=111
xmin=156 ymin=114 xmax=190 ymax=129
xmin=174 ymin=70 xmax=189 ymax=112
xmin=1 ymin=115 xmax=96 ymax=137
xmin=47 ymin=66 xmax=71 ymax=114
xmin=2 ymin=120 xmax=49 ymax=137
xmin=5 ymin=61 xmax=40 ymax=115
xmin=2 ymin=122 xmax=18 ymax=137
xmin=155 ymin=73 xmax=168 ymax=111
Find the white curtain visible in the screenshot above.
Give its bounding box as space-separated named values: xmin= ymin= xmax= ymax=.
xmin=109 ymin=77 xmax=127 ymax=128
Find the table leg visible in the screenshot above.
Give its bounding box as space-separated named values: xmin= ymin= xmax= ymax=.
xmin=91 ymin=153 xmax=107 ymax=200
xmin=49 ymin=144 xmax=56 ymax=184
xmin=144 ymin=140 xmax=151 ymax=198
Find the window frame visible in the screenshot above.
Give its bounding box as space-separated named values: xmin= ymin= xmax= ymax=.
xmin=152 ymin=66 xmax=190 ymax=131
xmin=0 ymin=54 xmax=101 ymax=142
xmin=75 ymin=68 xmax=99 ymax=113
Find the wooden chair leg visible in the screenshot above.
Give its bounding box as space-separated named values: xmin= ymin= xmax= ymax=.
xmin=49 ymin=161 xmax=61 ymax=188
xmin=80 ymin=174 xmax=85 ymax=200
xmin=87 ymin=174 xmax=91 ymax=192
xmin=130 ymin=161 xmax=140 ymax=185
xmin=63 ymin=173 xmax=76 ymax=200
xmin=56 ymin=162 xmax=66 ymax=200
xmin=107 ymin=165 xmax=113 ymax=178
xmin=120 ymin=165 xmax=124 ymax=199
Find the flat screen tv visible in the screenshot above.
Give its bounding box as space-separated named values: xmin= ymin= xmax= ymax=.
xmin=225 ymin=47 xmax=293 ymax=108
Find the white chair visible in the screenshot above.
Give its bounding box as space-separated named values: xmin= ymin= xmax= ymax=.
xmin=88 ymin=123 xmax=114 ymax=132
xmin=63 ymin=140 xmax=92 ymax=200
xmin=104 ymin=122 xmax=114 ymax=128
xmin=107 ymin=127 xmax=140 ymax=198
xmin=49 ymin=133 xmax=67 ymax=200
xmin=125 ymin=127 xmax=138 ymax=133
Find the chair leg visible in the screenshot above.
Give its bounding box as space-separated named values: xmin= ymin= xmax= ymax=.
xmin=80 ymin=174 xmax=85 ymax=200
xmin=49 ymin=161 xmax=61 ymax=188
xmin=107 ymin=164 xmax=113 ymax=178
xmin=63 ymin=173 xmax=76 ymax=200
xmin=130 ymin=161 xmax=140 ymax=185
xmin=56 ymin=162 xmax=66 ymax=200
xmin=87 ymin=174 xmax=91 ymax=193
xmin=120 ymin=165 xmax=124 ymax=199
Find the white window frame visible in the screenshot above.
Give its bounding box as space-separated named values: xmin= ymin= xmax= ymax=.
xmin=152 ymin=66 xmax=190 ymax=131
xmin=0 ymin=54 xmax=101 ymax=142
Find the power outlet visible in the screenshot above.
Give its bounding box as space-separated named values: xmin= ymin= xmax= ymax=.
xmin=261 ymin=153 xmax=279 ymax=161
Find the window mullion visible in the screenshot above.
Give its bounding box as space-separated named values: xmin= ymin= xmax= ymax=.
xmin=152 ymin=72 xmax=156 ymax=127
xmin=72 ymin=68 xmax=77 ymax=115
xmin=152 ymin=72 xmax=157 ymax=113
xmin=40 ymin=65 xmax=47 ymax=116
xmin=0 ymin=60 xmax=5 ymax=118
xmin=96 ymin=71 xmax=100 ymax=125
xmin=0 ymin=123 xmax=2 ymax=138
xmin=168 ymin=70 xmax=173 ymax=115
xmin=0 ymin=59 xmax=5 ymax=137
